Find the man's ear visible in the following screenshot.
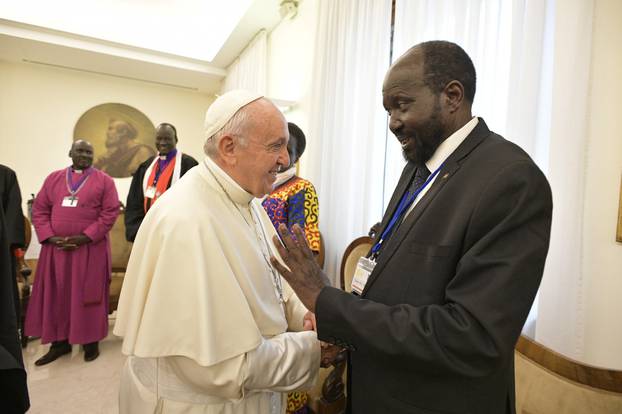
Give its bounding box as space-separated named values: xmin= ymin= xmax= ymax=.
xmin=218 ymin=135 xmax=237 ymax=165
xmin=443 ymin=80 xmax=465 ymax=114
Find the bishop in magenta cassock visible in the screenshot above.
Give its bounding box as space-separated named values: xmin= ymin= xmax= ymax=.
xmin=26 ymin=139 xmax=119 ymax=365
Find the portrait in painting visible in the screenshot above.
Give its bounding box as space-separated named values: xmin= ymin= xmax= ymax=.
xmin=74 ymin=103 xmax=156 ymax=178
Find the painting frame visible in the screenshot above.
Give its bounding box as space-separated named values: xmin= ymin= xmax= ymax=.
xmin=74 ymin=103 xmax=156 ymax=179
xmin=617 ymin=174 xmax=622 ymax=243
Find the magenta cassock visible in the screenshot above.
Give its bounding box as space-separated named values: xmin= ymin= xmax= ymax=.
xmin=26 ymin=167 xmax=119 ymax=345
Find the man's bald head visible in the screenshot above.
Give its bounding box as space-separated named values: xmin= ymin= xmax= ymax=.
xmin=69 ymin=139 xmax=94 ymax=170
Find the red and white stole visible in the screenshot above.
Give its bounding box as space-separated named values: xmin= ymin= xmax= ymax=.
xmin=142 ymin=151 xmax=183 ymax=212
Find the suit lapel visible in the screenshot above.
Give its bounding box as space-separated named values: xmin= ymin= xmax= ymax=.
xmin=361 ymin=119 xmax=492 ymax=296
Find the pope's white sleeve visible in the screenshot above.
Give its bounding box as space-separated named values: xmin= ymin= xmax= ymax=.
xmin=284 ymin=292 xmax=310 ymax=332
xmin=166 ymin=331 xmax=320 ymax=398
xmin=244 ymin=331 xmax=320 ymax=392
xmin=167 ymin=353 xmax=247 ymax=400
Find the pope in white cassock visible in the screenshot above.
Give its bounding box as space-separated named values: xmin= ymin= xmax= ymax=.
xmin=113 ymin=90 xmax=321 ymax=413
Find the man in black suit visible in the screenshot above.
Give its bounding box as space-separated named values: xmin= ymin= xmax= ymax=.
xmin=271 ymin=41 xmax=552 ymax=414
xmin=0 ymin=166 xmax=30 ymax=413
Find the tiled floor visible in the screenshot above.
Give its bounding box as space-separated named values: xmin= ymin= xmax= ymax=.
xmin=22 ymin=316 xmax=125 ymax=414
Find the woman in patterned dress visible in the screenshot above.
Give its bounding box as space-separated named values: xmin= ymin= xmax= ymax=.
xmin=262 ymin=123 xmax=320 ymax=255
xmin=262 ymin=122 xmax=319 ymax=414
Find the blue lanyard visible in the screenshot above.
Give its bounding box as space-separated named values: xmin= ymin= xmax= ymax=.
xmin=370 ymin=163 xmax=444 ymax=258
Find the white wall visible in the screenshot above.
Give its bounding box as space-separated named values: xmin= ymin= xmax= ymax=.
xmin=581 ymin=0 xmax=622 ymax=369
xmin=0 ymin=60 xmax=213 ymax=209
xmin=266 ymin=0 xmax=319 ymax=179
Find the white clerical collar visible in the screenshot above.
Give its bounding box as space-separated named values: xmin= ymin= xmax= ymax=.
xmin=426 ymin=117 xmax=479 ymax=172
xmin=203 ymin=156 xmax=254 ymax=205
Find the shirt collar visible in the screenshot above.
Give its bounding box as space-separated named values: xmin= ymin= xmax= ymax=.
xmin=426 ymin=117 xmax=479 ymax=172
xmin=203 ymin=156 xmax=254 ymax=205
xmin=70 ymin=166 xmax=91 ymax=174
xmin=159 ymin=149 xmax=178 ymax=161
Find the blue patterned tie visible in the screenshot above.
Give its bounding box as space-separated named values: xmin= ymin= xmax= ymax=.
xmin=391 ymin=164 xmax=431 ymax=233
xmin=409 ymin=164 xmax=431 ymax=197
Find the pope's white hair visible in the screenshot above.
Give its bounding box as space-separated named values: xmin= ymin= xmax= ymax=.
xmin=203 ymin=104 xmax=253 ymax=157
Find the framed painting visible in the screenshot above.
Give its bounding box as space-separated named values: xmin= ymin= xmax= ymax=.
xmin=74 ymin=103 xmax=156 ymax=178
xmin=617 ymin=174 xmax=622 ymax=243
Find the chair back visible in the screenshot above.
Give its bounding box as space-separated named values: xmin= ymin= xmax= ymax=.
xmin=108 ymin=206 xmax=132 ymax=312
xmin=109 ymin=208 xmax=132 ymax=272
xmin=515 ymin=335 xmax=622 ymax=413
xmin=23 ymin=216 xmax=31 ymax=248
xmin=339 ymin=236 xmax=373 ymax=292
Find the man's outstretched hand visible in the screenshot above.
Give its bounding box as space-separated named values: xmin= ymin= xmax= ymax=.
xmin=270 ymin=224 xmax=331 ymax=313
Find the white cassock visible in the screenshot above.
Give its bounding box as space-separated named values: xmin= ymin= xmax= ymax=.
xmin=113 ymin=156 xmax=320 ymax=413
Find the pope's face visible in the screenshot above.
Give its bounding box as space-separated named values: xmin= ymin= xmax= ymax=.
xmin=236 ymin=111 xmax=290 ymax=197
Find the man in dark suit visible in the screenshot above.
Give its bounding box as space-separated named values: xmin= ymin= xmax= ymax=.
xmin=0 ymin=166 xmax=30 ymax=413
xmin=125 ymin=123 xmax=198 ymax=242
xmin=270 ymin=40 xmax=552 ymax=414
xmin=0 ymin=165 xmax=26 ymax=333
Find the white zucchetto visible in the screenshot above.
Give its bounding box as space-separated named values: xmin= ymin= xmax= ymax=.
xmin=204 ymin=90 xmax=263 ymax=140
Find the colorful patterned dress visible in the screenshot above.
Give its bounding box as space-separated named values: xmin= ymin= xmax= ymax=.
xmin=262 ymin=176 xmax=320 ymax=253
xmin=262 ymin=175 xmax=319 ymax=414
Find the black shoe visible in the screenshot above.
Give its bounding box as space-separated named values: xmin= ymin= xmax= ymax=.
xmin=83 ymin=342 xmax=99 ymax=362
xmin=34 ymin=341 xmax=72 ymax=366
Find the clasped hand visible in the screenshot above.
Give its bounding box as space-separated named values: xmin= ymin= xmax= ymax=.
xmin=47 ymin=234 xmax=91 ymax=250
xmin=303 ymin=311 xmax=345 ymax=368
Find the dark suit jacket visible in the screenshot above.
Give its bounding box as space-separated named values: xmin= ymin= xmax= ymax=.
xmin=316 ymin=119 xmax=552 ymax=414
xmin=124 ymin=153 xmax=198 ymax=242
xmin=0 ymin=170 xmax=30 ymax=412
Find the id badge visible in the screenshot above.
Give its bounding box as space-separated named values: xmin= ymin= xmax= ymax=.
xmin=145 ymin=186 xmax=157 ymax=198
xmin=62 ymin=196 xmax=78 ymax=207
xmin=351 ymin=256 xmax=376 ymax=295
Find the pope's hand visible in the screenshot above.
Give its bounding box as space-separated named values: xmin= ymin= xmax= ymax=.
xmin=303 ymin=311 xmax=317 ymax=331
xmin=270 ymin=224 xmax=330 ymax=313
